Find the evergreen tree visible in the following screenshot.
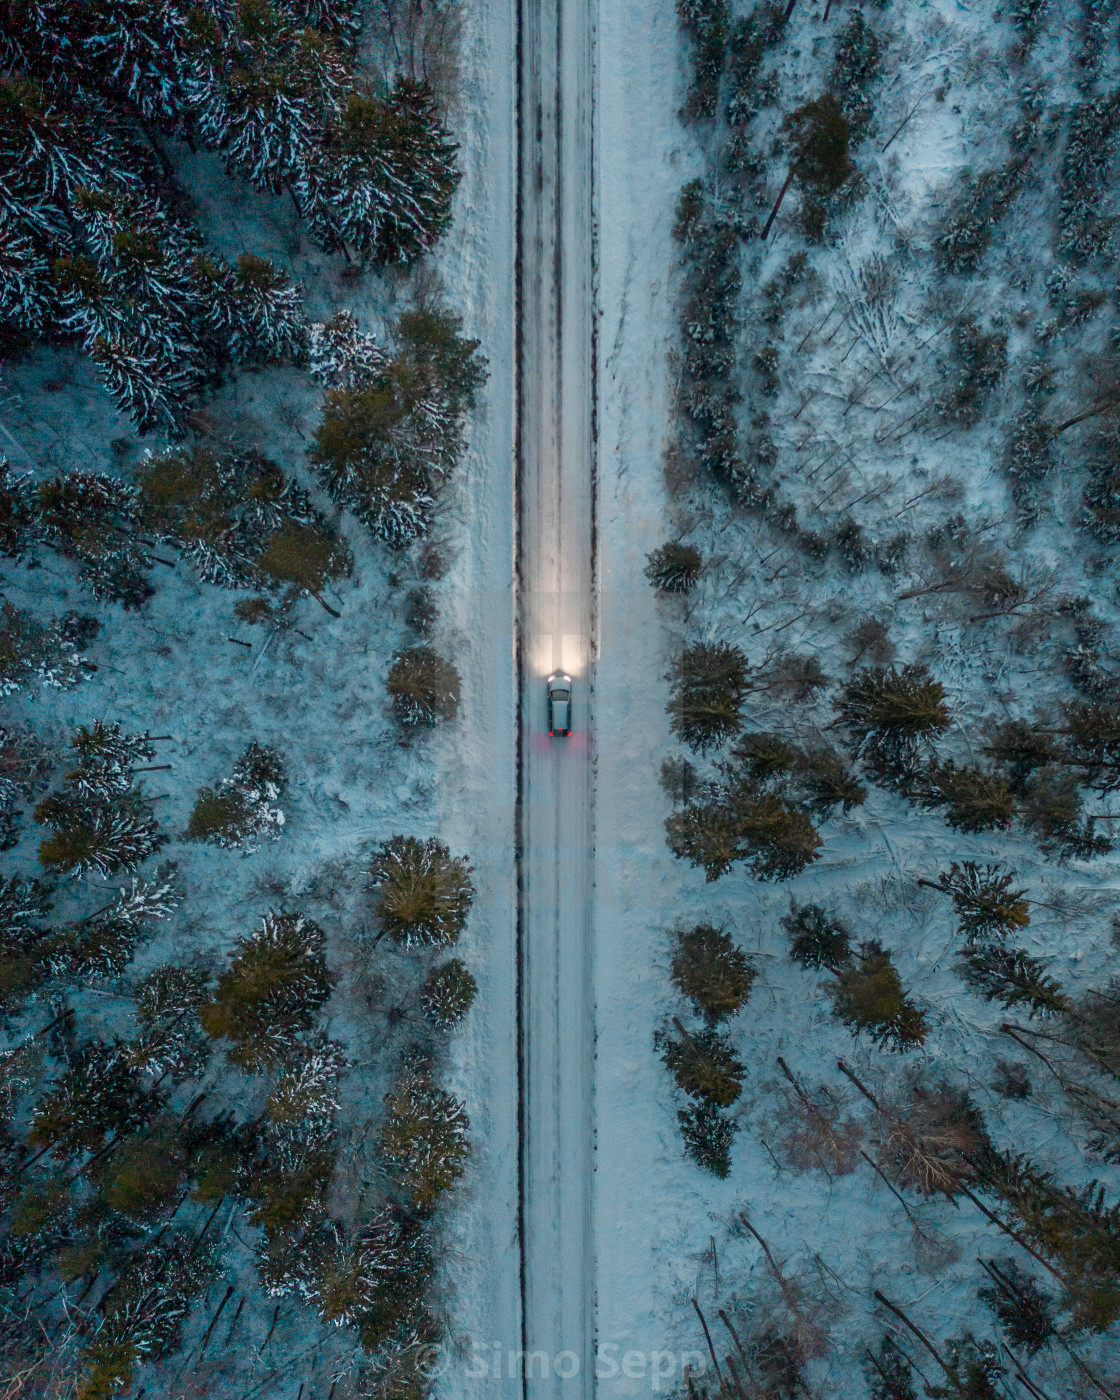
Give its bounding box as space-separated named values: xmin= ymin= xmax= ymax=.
xmin=0 ymin=872 xmax=53 ymax=1014
xmin=957 ymin=941 xmax=1070 ymax=1019
xmin=0 ymin=213 xmax=49 ymax=333
xmin=295 ymin=80 xmax=460 ymax=266
xmin=0 ymin=597 xmax=94 ymax=694
xmin=762 ymin=93 xmax=854 ymax=239
xmin=369 ymin=836 xmax=474 ymax=949
xmin=308 ymin=307 xmax=387 ymax=386
xmin=29 ymin=1040 xmax=157 ymax=1160
xmin=829 ymin=13 xmax=882 ymax=137
xmin=385 ymin=646 xmax=461 ymax=728
xmin=36 ymin=792 xmax=165 ymax=878
xmin=829 ymin=941 xmax=926 ymax=1051
xmin=36 ymin=472 xmax=153 ymax=607
xmin=645 ymin=540 xmax=702 ymax=592
xmin=978 ymin=1258 xmax=1056 ymax=1356
xmin=836 ymin=664 xmax=950 ymax=773
xmin=678 ymin=1100 xmax=737 ymax=1177
xmin=187 ymin=741 xmax=287 ymax=851
xmin=379 ymin=1067 xmax=469 ymax=1213
xmin=199 ymin=910 xmax=334 ymax=1071
xmin=65 ymin=720 xmax=156 ymax=802
xmin=420 ymin=959 xmax=477 ymax=1029
xmin=130 ymin=960 xmax=211 ymax=1080
xmin=49 ymin=869 xmax=180 ymax=982
xmin=926 ymin=761 xmax=1017 ymax=833
xmin=658 ymin=1022 xmax=745 ymax=1106
xmin=222 ymin=252 xmax=307 ymax=363
xmin=928 ymin=862 xmax=1031 ymax=940
xmin=781 ymin=901 xmax=852 ymax=971
xmin=1064 ymin=700 xmax=1120 ymax=792
xmin=670 ymin=923 xmax=755 ymax=1024
xmin=982 ymin=718 xmax=1059 ymax=791
xmin=1020 ymin=766 xmax=1110 ymax=860
xmin=265 ymin=1035 xmax=349 ymax=1147
xmin=0 ymin=460 xmax=37 ymax=561
xmin=667 ymin=641 xmax=750 ymax=752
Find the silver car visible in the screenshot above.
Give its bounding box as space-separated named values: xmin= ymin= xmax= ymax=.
xmin=546 ymin=672 xmax=572 ymax=737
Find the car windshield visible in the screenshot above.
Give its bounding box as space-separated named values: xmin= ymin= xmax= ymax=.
xmin=553 ymin=689 xmax=569 ymax=700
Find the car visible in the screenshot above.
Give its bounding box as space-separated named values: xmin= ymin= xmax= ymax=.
xmin=546 ymin=671 xmax=572 ymax=737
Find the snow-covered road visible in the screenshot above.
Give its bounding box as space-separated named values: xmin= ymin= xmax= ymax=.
xmin=515 ymin=0 xmax=598 ymax=1388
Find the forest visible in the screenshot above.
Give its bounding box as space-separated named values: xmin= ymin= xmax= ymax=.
xmin=0 ymin=1 xmax=482 ymax=1397
xmin=654 ymin=0 xmax=1120 ymax=1396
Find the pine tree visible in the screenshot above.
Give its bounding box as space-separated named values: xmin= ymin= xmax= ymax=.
xmin=728 ymin=781 xmax=822 ymax=881
xmin=36 ymin=472 xmax=153 ymax=607
xmin=29 ymin=1040 xmax=158 ymax=1160
xmin=265 ymin=1035 xmax=349 ymax=1147
xmin=762 ymin=93 xmax=854 ymax=240
xmin=667 ymin=642 xmax=750 ymax=752
xmin=957 ymin=941 xmax=1070 ymax=1019
xmin=927 ymin=761 xmax=1017 ymax=833
xmin=0 ymin=213 xmax=50 ymax=333
xmin=1064 ymin=700 xmax=1120 ymax=792
xmin=130 ymin=960 xmax=211 ymax=1080
xmin=308 ymin=308 xmax=387 ymax=386
xmin=36 ymin=792 xmax=165 ymax=878
xmin=836 ymin=664 xmax=950 ymax=773
xmin=0 ymin=597 xmax=94 ymax=694
xmin=187 ymin=741 xmax=287 ymax=850
xmin=385 ymin=647 xmax=461 ymax=728
xmin=225 ymin=252 xmax=307 ymax=362
xmin=678 ymin=1100 xmax=737 ymax=1177
xmin=65 ymin=720 xmax=156 ymax=802
xmin=50 ymin=869 xmax=180 ymax=982
xmin=0 ymin=460 xmax=37 ymax=561
xmin=664 ymin=795 xmax=741 ymax=881
xmin=978 ymin=1258 xmax=1056 ymax=1356
xmin=658 ymin=1022 xmax=745 ymax=1106
xmin=1020 ymin=766 xmax=1110 ymax=860
xmin=0 ymin=872 xmax=53 ymax=1014
xmin=928 ymin=862 xmax=1031 ymax=940
xmin=199 ymin=910 xmax=333 ymax=1071
xmin=369 ymin=836 xmax=474 ymax=949
xmin=982 ymin=719 xmax=1059 ymax=790
xmin=670 ymin=924 xmax=755 ymax=1024
xmin=781 ymin=902 xmax=852 ymax=971
xmin=420 ymin=959 xmax=477 ymax=1028
xmin=295 ymin=80 xmax=460 ymax=266
xmin=379 ymin=1067 xmax=470 ymax=1212
xmin=829 ymin=941 xmax=926 ymax=1051
xmin=645 ymin=540 xmax=702 ymax=592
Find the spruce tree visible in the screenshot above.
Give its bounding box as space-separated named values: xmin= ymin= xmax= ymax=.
xmin=36 ymin=472 xmax=153 ymax=607
xmin=385 ymin=647 xmax=461 ymax=728
xmin=978 ymin=1258 xmax=1056 ymax=1356
xmin=957 ymin=941 xmax=1070 ymax=1019
xmin=829 ymin=941 xmax=926 ymax=1051
xmin=130 ymin=960 xmax=211 ymax=1080
xmin=187 ymin=741 xmax=287 ymax=851
xmin=761 ymin=93 xmax=854 ymax=239
xmin=379 ymin=1067 xmax=470 ymax=1213
xmin=645 ymin=540 xmax=703 ymax=592
xmin=837 ymin=664 xmax=950 ymax=773
xmin=666 ymin=641 xmax=750 ymax=752
xmin=929 ymin=861 xmax=1030 ymax=940
xmin=781 ymin=901 xmax=852 ymax=971
xmin=369 ymin=836 xmax=474 ymax=949
xmin=658 ymin=1022 xmax=745 ymax=1106
xmin=199 ymin=910 xmax=334 ymax=1071
xmin=29 ymin=1040 xmax=157 ymax=1160
xmin=0 ymin=597 xmax=94 ymax=694
xmin=678 ymin=1100 xmax=737 ymax=1177
xmin=670 ymin=923 xmax=755 ymax=1024
xmin=420 ymin=959 xmax=477 ymax=1029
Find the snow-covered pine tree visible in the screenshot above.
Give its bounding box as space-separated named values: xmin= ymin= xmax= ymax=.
xmin=378 ymin=1066 xmax=469 ymax=1212
xmin=0 ymin=597 xmax=94 ymax=694
xmin=185 ymin=0 xmax=349 ymax=193
xmin=956 ymin=941 xmax=1070 ymax=1019
xmin=225 ymin=252 xmax=307 ymax=363
xmin=420 ymin=959 xmax=477 ymax=1028
xmin=265 ymin=1034 xmax=348 ymax=1148
xmin=308 ymin=309 xmax=387 ymax=387
xmin=130 ymin=960 xmax=211 ymax=1080
xmin=836 ymin=664 xmax=951 ymax=776
xmin=666 ymin=641 xmax=750 ymax=752
xmin=199 ymin=910 xmax=333 ymax=1070
xmin=35 ymin=792 xmax=165 ymax=877
xmin=978 ymin=1258 xmax=1056 ymax=1356
xmin=295 ymin=79 xmax=459 ymax=266
xmin=28 ymin=1039 xmax=158 ymax=1160
xmin=928 ymin=861 xmax=1031 ymax=940
xmin=187 ymin=741 xmax=286 ymax=851
xmin=65 ymin=720 xmax=157 ymax=802
xmin=0 ymin=460 xmax=38 ymax=562
xmin=829 ymin=941 xmax=927 ymax=1051
xmin=0 ymin=722 xmax=55 ymax=851
xmin=78 ymin=0 xmax=194 ymax=126
xmin=80 ymin=1232 xmax=221 ymax=1398
xmin=781 ymin=901 xmax=852 ymax=971
xmin=657 ymin=1022 xmax=745 ymax=1107
xmin=677 ymin=1100 xmax=737 ymax=1177
xmin=36 ymin=471 xmax=153 ymax=607
xmin=279 ymin=0 xmax=364 ymax=47
xmin=89 ymin=329 xmax=202 ymax=435
xmin=0 ymin=213 xmax=50 ymax=335
xmin=0 ymin=872 xmax=53 ymax=1014
xmin=645 ymin=539 xmax=702 ymax=592
xmin=369 ymin=836 xmax=474 ymax=949
xmin=53 ymin=869 xmax=180 ymax=982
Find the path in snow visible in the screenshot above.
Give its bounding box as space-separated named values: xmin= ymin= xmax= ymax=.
xmin=515 ymin=0 xmax=598 ymax=1386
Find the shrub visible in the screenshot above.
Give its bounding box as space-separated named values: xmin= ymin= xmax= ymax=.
xmin=385 ymin=646 xmax=461 ymax=728
xmin=645 ymin=541 xmax=702 ymax=592
xmin=781 ymin=902 xmax=851 ymax=971
xmin=829 ymin=941 xmax=926 ymax=1051
xmin=199 ymin=911 xmax=334 ymax=1071
xmin=670 ymin=924 xmax=755 ymax=1024
xmin=370 ymin=836 xmax=474 ymax=948
xmin=420 ymin=959 xmax=477 ymax=1028
xmin=659 ymin=1022 xmax=745 ymax=1106
xmin=666 ymin=642 xmax=750 ymax=752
